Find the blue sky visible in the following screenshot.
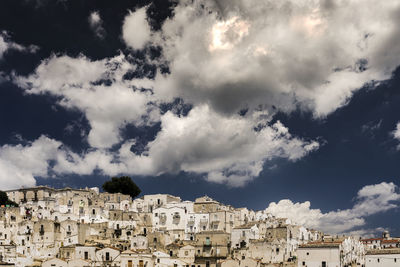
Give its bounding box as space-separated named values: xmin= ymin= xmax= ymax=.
xmin=1 ymin=0 xmax=400 ymax=236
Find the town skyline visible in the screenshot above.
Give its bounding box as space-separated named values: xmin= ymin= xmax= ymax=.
xmin=1 ymin=0 xmax=400 ymax=241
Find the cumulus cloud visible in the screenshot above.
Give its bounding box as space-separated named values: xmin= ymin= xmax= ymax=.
xmin=148 ymin=0 xmax=400 ymax=117
xmin=88 ymin=11 xmax=106 ymax=39
xmin=122 ymin=7 xmax=152 ymax=50
xmin=112 ymin=105 xmax=318 ymax=187
xmin=265 ymin=182 xmax=400 ymax=234
xmin=13 ymin=50 xmax=318 ymax=186
xmin=32 ymin=105 xmax=316 ymax=187
xmin=15 ymin=54 xmax=158 ymax=148
xmin=0 ymin=31 xmax=39 ymax=59
xmin=10 ymin=0 xmax=400 ymax=188
xmin=0 ymin=136 xmax=70 ymax=190
xmin=0 ymin=135 xmax=123 ymax=190
xmin=0 ymin=106 xmax=318 ymax=188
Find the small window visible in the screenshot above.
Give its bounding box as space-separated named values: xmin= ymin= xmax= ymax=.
xmin=302 ymin=262 xmax=305 ymax=266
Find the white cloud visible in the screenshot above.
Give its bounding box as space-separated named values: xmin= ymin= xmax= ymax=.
xmin=10 ymin=0 xmax=400 ymax=188
xmin=265 ymin=182 xmax=400 ymax=234
xmin=13 ymin=51 xmax=318 ymax=186
xmin=0 ymin=135 xmax=124 ymax=190
xmin=0 ymin=31 xmax=39 ymax=59
xmin=122 ymin=7 xmax=152 ymax=50
xmin=15 ymin=54 xmax=158 ymax=148
xmin=0 ymin=136 xmax=68 ymax=190
xmin=148 ymin=0 xmax=400 ymax=117
xmin=110 ymin=105 xmax=319 ymax=187
xmin=89 ymin=11 xmax=106 ymax=39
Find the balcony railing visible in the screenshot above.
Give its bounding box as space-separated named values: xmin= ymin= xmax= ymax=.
xmin=200 ymin=219 xmax=208 ymax=225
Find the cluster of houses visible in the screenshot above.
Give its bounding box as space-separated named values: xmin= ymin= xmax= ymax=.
xmin=0 ymin=186 xmax=398 ymax=267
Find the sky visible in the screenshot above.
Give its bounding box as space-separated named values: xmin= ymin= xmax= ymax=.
xmin=0 ymin=0 xmax=400 ymax=236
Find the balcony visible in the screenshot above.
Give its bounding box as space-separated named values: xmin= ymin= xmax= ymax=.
xmin=203 ymin=240 xmax=212 ymax=246
xmin=187 ymin=218 xmax=195 ymax=225
xmin=159 ymin=215 xmax=167 ymax=225
xmin=210 ymin=219 xmax=220 ymax=225
xmin=200 ymin=218 xmax=208 ymax=225
xmin=172 ymin=214 xmax=181 ymax=224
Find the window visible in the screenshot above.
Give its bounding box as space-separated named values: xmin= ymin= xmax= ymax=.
xmin=306 ymin=252 xmax=309 ymax=255
xmin=302 ymin=262 xmax=305 ymax=266
xmin=322 ymin=261 xmax=326 ymax=267
xmin=185 ymin=251 xmax=189 ymax=256
xmin=276 ymin=248 xmax=279 ymax=253
xmin=84 ymin=251 xmax=89 ymax=260
xmin=377 ymin=259 xmax=380 ymax=263
xmin=105 ymin=252 xmax=110 ymax=261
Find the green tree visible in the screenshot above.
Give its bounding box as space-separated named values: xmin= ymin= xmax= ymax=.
xmin=102 ymin=176 xmax=141 ymax=199
xmin=0 ymin=191 xmax=18 ymax=207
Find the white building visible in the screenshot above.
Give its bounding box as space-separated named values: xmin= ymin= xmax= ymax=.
xmin=366 ymin=249 xmax=400 ymax=267
xmin=231 ymin=223 xmax=260 ymax=249
xmin=297 ymin=238 xmax=364 ymax=267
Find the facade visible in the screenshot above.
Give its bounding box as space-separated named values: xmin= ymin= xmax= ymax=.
xmin=0 ymin=185 xmax=396 ymax=267
xmin=366 ymin=249 xmax=400 ymax=267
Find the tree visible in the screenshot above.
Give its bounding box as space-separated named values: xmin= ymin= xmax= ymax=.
xmin=102 ymin=176 xmax=141 ymax=199
xmin=0 ymin=191 xmax=18 ymax=207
